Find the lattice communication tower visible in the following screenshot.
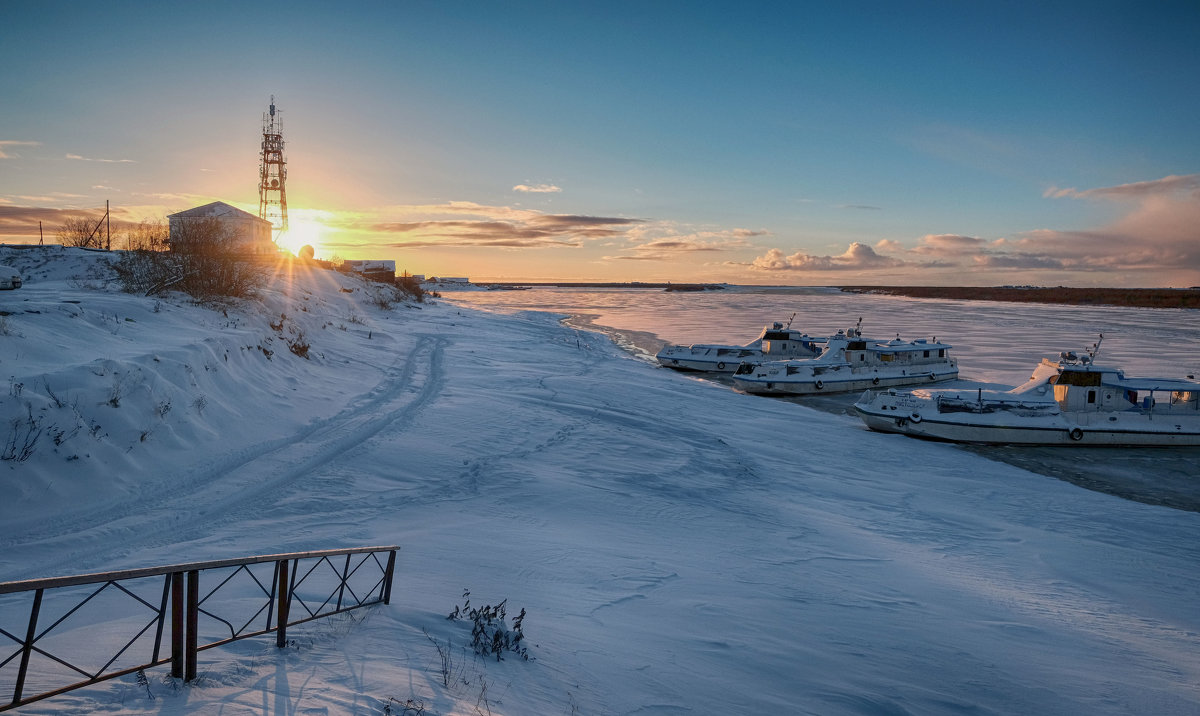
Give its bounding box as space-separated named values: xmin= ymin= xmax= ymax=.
xmin=258 ymin=96 xmax=288 ymax=240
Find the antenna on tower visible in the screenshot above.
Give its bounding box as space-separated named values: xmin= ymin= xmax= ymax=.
xmin=258 ymin=95 xmax=288 ymax=242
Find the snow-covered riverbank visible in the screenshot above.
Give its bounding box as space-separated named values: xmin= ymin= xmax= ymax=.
xmin=2 ymin=247 xmax=1198 ymax=715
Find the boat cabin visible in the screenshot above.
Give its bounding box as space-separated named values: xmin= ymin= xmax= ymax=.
xmin=1053 ymin=367 xmax=1200 ymax=413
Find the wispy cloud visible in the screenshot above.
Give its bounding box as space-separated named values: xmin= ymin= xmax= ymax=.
xmin=66 ymin=153 xmax=136 ymax=163
xmin=1044 ymin=174 xmax=1200 ymax=200
xmin=349 ymin=201 xmax=644 ymax=249
xmin=0 ymin=140 xmax=40 ymax=159
xmin=606 ymin=228 xmax=766 ymax=262
xmin=513 ymin=183 xmax=562 ymax=193
xmin=834 ymin=204 xmax=883 ymax=211
xmin=0 ymin=205 xmax=126 ymax=238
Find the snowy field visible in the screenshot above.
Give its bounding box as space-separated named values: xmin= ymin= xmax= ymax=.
xmin=1 ymin=247 xmax=1198 ymax=715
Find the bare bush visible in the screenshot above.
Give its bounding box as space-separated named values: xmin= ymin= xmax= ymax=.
xmin=57 ymin=216 xmax=105 ymax=248
xmin=396 ymin=275 xmax=425 ymax=303
xmin=171 ymin=217 xmax=266 ymax=300
xmin=114 ymin=216 xmax=265 ymax=300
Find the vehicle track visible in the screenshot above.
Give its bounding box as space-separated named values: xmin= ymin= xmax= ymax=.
xmin=5 ymin=334 xmax=448 ymax=577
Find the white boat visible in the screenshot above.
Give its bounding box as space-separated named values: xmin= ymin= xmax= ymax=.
xmin=729 ymin=321 xmax=957 ymax=395
xmin=853 ymin=338 xmax=1200 ymax=446
xmin=655 ymin=318 xmax=823 ymax=373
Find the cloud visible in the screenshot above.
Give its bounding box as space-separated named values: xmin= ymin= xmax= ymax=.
xmin=356 ymin=202 xmax=644 ymax=249
xmin=66 ymin=153 xmax=136 ymax=163
xmin=910 ymin=234 xmax=992 ymax=256
xmin=0 ymin=140 xmax=40 ymax=159
xmin=835 ymin=204 xmax=883 ymax=211
xmin=513 ymin=184 xmax=562 ymax=193
xmin=0 ymin=205 xmax=126 ymax=238
xmin=751 ymin=242 xmax=905 ymax=272
xmin=1044 ymin=174 xmax=1200 ymax=201
xmin=605 ymin=228 xmax=765 ymax=262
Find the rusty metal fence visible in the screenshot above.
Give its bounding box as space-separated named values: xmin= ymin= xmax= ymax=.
xmin=0 ymin=546 xmax=398 ymax=712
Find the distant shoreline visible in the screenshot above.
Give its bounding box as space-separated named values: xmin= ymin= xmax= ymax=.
xmin=839 ymin=286 xmax=1200 ymax=309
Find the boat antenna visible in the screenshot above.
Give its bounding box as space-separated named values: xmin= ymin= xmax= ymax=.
xmin=855 ymin=317 xmax=862 ymax=337
xmin=1089 ymin=333 xmax=1104 ymax=361
xmin=786 ymin=312 xmax=796 ymax=329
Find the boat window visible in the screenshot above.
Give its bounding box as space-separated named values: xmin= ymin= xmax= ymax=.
xmin=848 ymin=341 xmax=867 ymax=350
xmin=923 ymin=350 xmax=930 ymax=358
xmin=1087 ymin=390 xmax=1096 ymax=404
xmin=1058 ymin=370 xmax=1102 ymax=387
xmin=880 ymin=354 xmax=894 ymax=362
xmin=938 ymin=349 xmax=945 ymax=357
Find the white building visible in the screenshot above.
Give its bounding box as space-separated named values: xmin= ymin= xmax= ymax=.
xmin=167 ymin=202 xmax=275 ymax=255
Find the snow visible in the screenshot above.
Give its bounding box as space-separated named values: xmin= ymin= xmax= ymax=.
xmin=1 ymin=246 xmax=1198 ymax=715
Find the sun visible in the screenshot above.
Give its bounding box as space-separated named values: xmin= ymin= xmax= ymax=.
xmin=276 ymin=216 xmax=324 ymax=257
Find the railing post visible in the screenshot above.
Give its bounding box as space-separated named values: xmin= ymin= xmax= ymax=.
xmin=12 ymin=588 xmax=43 ymax=706
xmin=170 ymin=572 xmax=184 ymax=679
xmin=336 ymin=554 xmax=351 ymax=611
xmin=383 ymin=550 xmax=396 ymax=605
xmin=275 ymin=558 xmax=290 ymax=648
xmin=185 ymin=570 xmax=199 ymax=681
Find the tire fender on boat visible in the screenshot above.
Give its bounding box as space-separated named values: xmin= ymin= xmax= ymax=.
xmin=1069 ymin=428 xmax=1084 ymax=441
xmin=928 ymin=372 xmax=936 ymax=380
xmin=895 ymin=417 xmax=907 ymax=427
xmin=717 ymin=362 xmax=726 ymax=370
xmin=815 ymin=380 xmax=824 ymax=390
xmin=872 ymin=376 xmax=880 ymax=385
xmin=910 ymin=412 xmax=922 ymax=423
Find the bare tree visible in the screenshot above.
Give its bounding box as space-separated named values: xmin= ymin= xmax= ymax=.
xmin=122 ymin=218 xmax=169 ymax=252
xmin=57 ymin=216 xmax=104 ymax=248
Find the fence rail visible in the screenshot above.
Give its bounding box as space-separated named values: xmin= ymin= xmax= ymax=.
xmin=0 ymin=546 xmax=398 ymax=712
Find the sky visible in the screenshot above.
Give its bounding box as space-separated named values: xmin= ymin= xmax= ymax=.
xmin=2 ymin=1 xmax=1200 ymax=286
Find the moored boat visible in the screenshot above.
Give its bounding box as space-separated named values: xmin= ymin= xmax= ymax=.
xmin=853 ymin=338 xmax=1200 ymax=446
xmin=729 ymin=321 xmax=957 ymax=395
xmin=655 ymin=317 xmax=822 ymax=373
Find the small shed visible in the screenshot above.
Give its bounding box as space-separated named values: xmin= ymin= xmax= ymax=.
xmin=167 ymin=202 xmax=275 ymax=255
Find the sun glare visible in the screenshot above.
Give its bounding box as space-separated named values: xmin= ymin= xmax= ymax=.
xmin=276 ymin=216 xmax=325 ymax=257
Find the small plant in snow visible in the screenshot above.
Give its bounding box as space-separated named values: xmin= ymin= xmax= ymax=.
xmin=192 ymin=395 xmax=208 ymax=415
xmin=3 ymin=404 xmax=41 ymax=462
xmin=382 ymin=697 xmax=425 ymax=715
xmin=288 ymin=332 xmax=310 ymax=359
xmin=155 ymin=398 xmax=172 ymax=419
xmin=447 ymin=590 xmax=529 ymax=661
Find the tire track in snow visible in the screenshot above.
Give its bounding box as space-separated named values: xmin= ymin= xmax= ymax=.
xmin=6 ymin=334 xmax=448 ymax=575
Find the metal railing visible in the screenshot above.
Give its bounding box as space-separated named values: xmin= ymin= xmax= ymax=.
xmin=0 ymin=546 xmax=397 ymax=712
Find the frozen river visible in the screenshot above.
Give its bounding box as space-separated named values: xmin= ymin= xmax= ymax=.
xmin=447 ymin=285 xmax=1200 ymax=511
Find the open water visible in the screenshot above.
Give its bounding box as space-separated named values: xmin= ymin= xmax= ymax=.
xmin=446 ymin=285 xmax=1200 ymax=511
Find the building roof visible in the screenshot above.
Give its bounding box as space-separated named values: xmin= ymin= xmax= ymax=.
xmin=167 ymin=201 xmax=271 ymax=225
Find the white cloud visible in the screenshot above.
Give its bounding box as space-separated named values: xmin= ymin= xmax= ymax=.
xmin=66 ymin=153 xmax=136 ymax=163
xmin=513 ymin=184 xmax=562 ymax=193
xmin=0 ymin=140 xmax=40 ymax=159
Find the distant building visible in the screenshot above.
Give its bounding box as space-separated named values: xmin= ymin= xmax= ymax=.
xmin=342 ymin=259 xmax=396 ymax=283
xmin=167 ymin=202 xmax=275 ymax=255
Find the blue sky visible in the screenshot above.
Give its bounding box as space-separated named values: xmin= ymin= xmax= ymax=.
xmin=3 ymin=1 xmax=1199 ymax=285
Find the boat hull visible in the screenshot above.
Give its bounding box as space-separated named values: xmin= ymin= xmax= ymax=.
xmin=855 ymin=402 xmax=1200 ymax=446
xmin=732 ymin=368 xmax=959 ymax=396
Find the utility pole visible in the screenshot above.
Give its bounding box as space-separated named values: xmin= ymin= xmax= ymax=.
xmin=106 ymin=199 xmax=110 ymax=250
xmin=39 ymin=221 xmax=43 ymax=245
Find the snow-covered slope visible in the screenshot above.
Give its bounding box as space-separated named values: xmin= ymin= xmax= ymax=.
xmin=1 ymin=246 xmax=1198 ymax=715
